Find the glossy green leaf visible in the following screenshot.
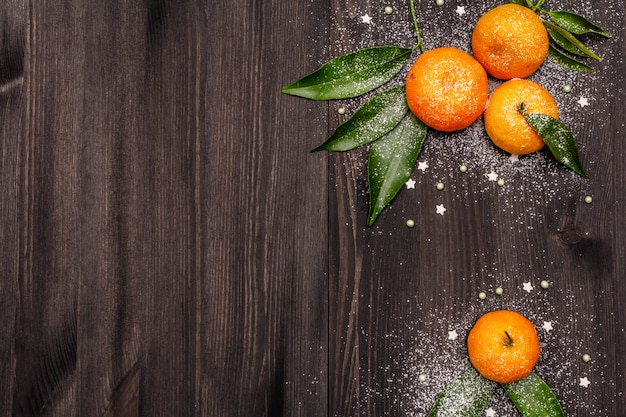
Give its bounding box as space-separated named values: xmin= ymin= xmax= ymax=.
xmin=502 ymin=372 xmax=565 ymax=417
xmin=542 ymin=20 xmax=601 ymax=61
xmin=426 ymin=367 xmax=497 ymax=417
xmin=311 ymin=86 xmax=408 ymax=152
xmin=547 ymin=45 xmax=595 ymax=73
xmin=281 ymin=46 xmax=412 ymax=100
xmin=367 ymin=112 xmax=427 ymax=226
xmin=522 ymin=111 xmax=587 ymax=178
xmin=548 ymin=10 xmax=611 ymax=38
xmin=546 ymin=26 xmax=587 ymax=57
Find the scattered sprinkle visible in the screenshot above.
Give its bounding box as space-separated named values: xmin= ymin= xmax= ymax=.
xmin=584 ymin=195 xmax=593 ymax=204
xmin=478 ymin=292 xmax=487 ymax=300
xmin=436 ymin=204 xmax=447 ymax=215
xmin=487 ymin=171 xmax=499 ymax=181
xmin=456 ymin=6 xmax=466 ymax=16
xmin=540 ymin=280 xmax=550 ymax=289
xmin=497 ymin=178 xmax=505 ymax=187
xmin=361 ymin=14 xmax=373 ymax=24
xmin=543 ymin=321 xmax=554 ymax=332
xmin=485 ymin=408 xmax=496 ymax=417
xmin=563 ymin=85 xmax=572 ymax=93
xmin=417 ymin=161 xmax=429 ymax=172
xmin=338 ymin=107 xmax=346 ymax=115
xmin=436 ymin=182 xmax=445 ymax=191
xmin=582 ymin=354 xmax=591 ymax=363
xmin=448 ymin=330 xmax=458 ymax=340
xmin=580 ymin=377 xmax=591 ymax=388
xmin=384 ymin=6 xmax=393 ymax=14
xmin=405 ymin=179 xmax=416 ymax=189
xmin=523 ymin=282 xmax=534 ymax=293
xmin=509 ymin=154 xmax=519 ymax=162
xmin=495 ymin=287 xmax=503 ymax=295
xmin=459 ymin=164 xmax=468 ymax=173
xmin=418 ymin=374 xmax=428 ymax=382
xmin=578 ymin=96 xmax=590 ymax=107
xmin=406 ymin=219 xmax=415 ymax=228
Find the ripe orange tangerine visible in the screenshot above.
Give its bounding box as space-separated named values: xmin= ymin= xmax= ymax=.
xmin=467 ymin=310 xmax=540 ymax=384
xmin=472 ymin=4 xmax=549 ymax=80
xmin=405 ymin=47 xmax=488 ymax=132
xmin=484 ymin=79 xmax=559 ymax=155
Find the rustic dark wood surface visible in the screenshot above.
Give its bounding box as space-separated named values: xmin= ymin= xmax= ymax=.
xmin=1 ymin=0 xmax=624 ymax=416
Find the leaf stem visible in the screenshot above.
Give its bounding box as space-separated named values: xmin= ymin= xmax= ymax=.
xmin=409 ymin=0 xmax=424 ymax=52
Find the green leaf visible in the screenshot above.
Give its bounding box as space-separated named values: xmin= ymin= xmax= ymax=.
xmin=548 ymin=10 xmax=611 ymax=38
xmin=542 ymin=20 xmax=601 ymax=61
xmin=509 ymin=0 xmax=529 ymax=6
xmin=546 ymin=26 xmax=587 ymax=57
xmin=281 ymin=46 xmax=412 ymax=100
xmin=311 ymin=86 xmax=408 ymax=152
xmin=521 ymin=111 xmax=588 ymax=178
xmin=367 ymin=112 xmax=427 ymax=226
xmin=502 ymin=372 xmax=565 ymax=417
xmin=547 ymin=45 xmax=595 ymax=73
xmin=426 ymin=367 xmax=497 ymax=417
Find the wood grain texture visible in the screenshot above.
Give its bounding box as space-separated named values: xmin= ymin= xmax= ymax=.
xmin=1 ymin=0 xmax=625 ymax=416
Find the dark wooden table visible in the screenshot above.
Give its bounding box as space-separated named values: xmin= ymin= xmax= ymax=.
xmin=1 ymin=1 xmax=624 ymax=416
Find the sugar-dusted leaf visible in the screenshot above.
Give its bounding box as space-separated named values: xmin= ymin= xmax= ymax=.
xmin=547 ymin=10 xmax=611 ymax=38
xmin=547 ymin=45 xmax=595 ymax=73
xmin=502 ymin=372 xmax=565 ymax=417
xmin=522 ymin=111 xmax=587 ymax=178
xmin=542 ymin=20 xmax=601 ymax=61
xmin=367 ymin=112 xmax=427 ymax=226
xmin=281 ymin=46 xmax=412 ymax=100
xmin=427 ymin=367 xmax=497 ymax=417
xmin=311 ymin=86 xmax=408 ymax=152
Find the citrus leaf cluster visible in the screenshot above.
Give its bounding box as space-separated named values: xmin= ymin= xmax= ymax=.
xmin=510 ymin=0 xmax=611 ymax=72
xmin=428 ymin=368 xmax=564 ymax=417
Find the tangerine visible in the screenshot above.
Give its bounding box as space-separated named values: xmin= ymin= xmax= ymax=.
xmin=405 ymin=47 xmax=488 ymax=132
xmin=484 ymin=78 xmax=559 ymax=155
xmin=472 ymin=4 xmax=549 ymax=80
xmin=467 ymin=310 xmax=540 ymax=384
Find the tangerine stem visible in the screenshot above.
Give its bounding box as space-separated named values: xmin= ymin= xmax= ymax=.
xmin=408 ymin=0 xmax=424 ymax=52
xmin=504 ymin=331 xmax=514 ymax=347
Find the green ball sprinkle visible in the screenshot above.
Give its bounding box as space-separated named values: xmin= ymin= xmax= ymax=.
xmin=495 ymin=287 xmax=503 ymax=295
xmin=585 ymin=195 xmax=593 ymax=204
xmin=563 ymin=85 xmax=572 ymax=93
xmin=384 ymin=6 xmax=393 ymax=14
xmin=406 ymin=219 xmax=415 ymax=228
xmin=540 ymin=280 xmax=550 ymax=289
xmin=583 ymin=354 xmax=591 ymax=362
xmin=338 ymin=107 xmax=346 ymax=115
xmin=497 ymin=178 xmax=505 ymax=187
xmin=460 ymin=165 xmax=468 ymax=173
xmin=436 ymin=0 xmax=445 ymax=6
xmin=436 ymin=182 xmax=445 ymax=191
xmin=418 ymin=374 xmax=427 ymax=382
xmin=478 ymin=292 xmax=487 ymax=300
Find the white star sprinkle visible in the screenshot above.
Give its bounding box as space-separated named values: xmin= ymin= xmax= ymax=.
xmin=542 ymin=321 xmax=553 ymax=332
xmin=580 ymin=377 xmax=591 ymax=388
xmin=436 ymin=204 xmax=447 ymax=215
xmin=509 ymin=154 xmax=519 ymax=162
xmin=456 ymin=6 xmax=466 ymax=16
xmin=448 ymin=330 xmax=458 ymax=340
xmin=485 ymin=408 xmax=496 ymax=417
xmin=405 ymin=179 xmax=416 ymax=189
xmin=417 ymin=161 xmax=429 ymax=172
xmin=523 ymin=282 xmax=534 ymax=293
xmin=487 ymin=171 xmax=499 ymax=181
xmin=361 ymin=14 xmax=373 ymax=24
xmin=578 ymin=96 xmax=589 ymax=107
